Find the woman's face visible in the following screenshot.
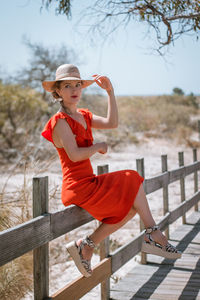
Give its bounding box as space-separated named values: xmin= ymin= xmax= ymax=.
xmin=56 ymin=80 xmax=82 ymax=105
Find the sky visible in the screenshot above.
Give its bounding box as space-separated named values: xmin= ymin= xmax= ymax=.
xmin=0 ymin=0 xmax=200 ymax=96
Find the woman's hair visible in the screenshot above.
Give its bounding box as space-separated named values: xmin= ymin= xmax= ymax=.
xmin=51 ymin=81 xmax=67 ymax=111
xmin=51 ymin=81 xmax=62 ymax=100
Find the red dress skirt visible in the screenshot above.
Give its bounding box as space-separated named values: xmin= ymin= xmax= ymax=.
xmin=42 ymin=108 xmax=144 ymax=224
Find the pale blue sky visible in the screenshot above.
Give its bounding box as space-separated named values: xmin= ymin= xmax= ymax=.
xmin=0 ymin=0 xmax=200 ymax=96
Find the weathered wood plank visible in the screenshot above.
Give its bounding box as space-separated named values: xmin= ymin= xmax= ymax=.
xmin=179 ymin=152 xmax=186 ymax=224
xmin=185 ymin=161 xmax=200 ymax=176
xmin=157 ymin=212 xmax=170 ymax=231
xmin=137 ymin=158 xmax=147 ymax=264
xmin=144 ymin=173 xmax=168 ymax=194
xmin=99 ymin=237 xmax=110 ymax=300
xmin=0 ymin=205 xmax=93 ymax=266
xmin=169 ymin=161 xmax=200 ymax=184
xmin=186 ymin=211 xmax=200 ymax=224
xmin=50 ymin=206 xmax=94 ymax=240
xmin=169 ymin=191 xmax=200 ymax=224
xmin=111 ymin=232 xmax=144 ymax=273
xmin=98 ymin=164 xmax=110 ymax=300
xmin=185 ymin=191 xmax=200 ymax=211
xmin=0 ymin=215 xmax=50 ymax=267
xmin=51 ymin=258 xmax=111 ymax=300
xmin=162 ymin=155 xmax=169 ymax=239
xmin=169 ymin=166 xmax=185 ymax=183
xmin=33 ymin=176 xmax=49 ymax=300
xmin=144 ymin=161 xmax=200 ymax=195
xmin=193 ymin=149 xmax=199 ymax=212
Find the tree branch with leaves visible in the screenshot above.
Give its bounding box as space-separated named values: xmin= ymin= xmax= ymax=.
xmin=42 ymin=0 xmax=200 ymax=53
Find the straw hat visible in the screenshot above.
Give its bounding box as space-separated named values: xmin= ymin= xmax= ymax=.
xmin=42 ymin=64 xmax=94 ymax=92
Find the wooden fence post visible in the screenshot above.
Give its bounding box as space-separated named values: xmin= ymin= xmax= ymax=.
xmin=178 ymin=152 xmax=186 ymax=224
xmin=198 ymin=120 xmax=200 ymax=141
xmin=33 ymin=177 xmax=49 ymax=300
xmin=136 ymin=158 xmax=147 ymax=264
xmin=193 ymin=149 xmax=199 ymax=212
xmin=161 ymin=155 xmax=169 ymax=239
xmin=97 ymin=165 xmax=110 ymax=300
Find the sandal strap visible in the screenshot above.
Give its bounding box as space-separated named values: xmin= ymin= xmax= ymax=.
xmin=145 ymin=225 xmax=159 ymax=242
xmin=80 ymin=236 xmax=96 ymax=250
xmin=166 ymin=243 xmax=179 ymax=253
xmin=81 ymin=259 xmax=92 ymax=273
xmin=145 ymin=225 xmax=159 ymax=234
xmin=76 ymin=237 xmax=94 ymax=275
xmin=143 ymin=226 xmax=180 ymax=255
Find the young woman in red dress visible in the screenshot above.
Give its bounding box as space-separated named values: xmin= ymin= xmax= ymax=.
xmin=42 ymin=64 xmax=181 ymax=277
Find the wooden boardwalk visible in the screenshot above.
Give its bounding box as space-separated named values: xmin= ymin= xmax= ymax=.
xmin=110 ymin=211 xmax=200 ymax=300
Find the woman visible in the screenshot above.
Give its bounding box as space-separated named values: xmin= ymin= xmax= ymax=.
xmin=42 ymin=64 xmax=181 ymax=278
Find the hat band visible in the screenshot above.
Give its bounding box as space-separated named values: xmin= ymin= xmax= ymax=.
xmin=56 ymin=72 xmax=81 ymax=80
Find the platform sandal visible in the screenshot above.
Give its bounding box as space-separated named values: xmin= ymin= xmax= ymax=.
xmin=66 ymin=236 xmax=96 ymax=277
xmin=141 ymin=225 xmax=182 ymax=259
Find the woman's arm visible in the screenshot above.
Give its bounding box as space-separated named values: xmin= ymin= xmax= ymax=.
xmin=53 ymin=119 xmax=107 ymax=162
xmin=91 ymin=75 xmax=118 ymax=129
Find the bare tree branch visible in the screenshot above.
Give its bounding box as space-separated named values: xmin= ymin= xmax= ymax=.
xmin=42 ymin=0 xmax=200 ymax=54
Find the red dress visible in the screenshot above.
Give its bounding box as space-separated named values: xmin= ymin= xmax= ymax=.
xmin=41 ymin=108 xmax=144 ymax=224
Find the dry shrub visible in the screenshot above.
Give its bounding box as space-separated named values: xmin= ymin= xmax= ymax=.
xmin=0 ymin=206 xmax=33 ymax=300
xmin=0 ymin=254 xmax=33 ymax=300
xmin=78 ymin=93 xmax=200 ymax=147
xmin=115 ymin=95 xmax=199 ymax=146
xmin=79 ymin=93 xmax=107 ymax=117
xmin=174 ymin=126 xmax=193 ymax=144
xmin=186 ymin=139 xmax=200 ymax=148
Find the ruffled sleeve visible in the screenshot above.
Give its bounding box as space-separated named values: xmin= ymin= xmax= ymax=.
xmin=41 ymin=113 xmax=70 ymax=145
xmin=41 ymin=110 xmax=93 ymax=147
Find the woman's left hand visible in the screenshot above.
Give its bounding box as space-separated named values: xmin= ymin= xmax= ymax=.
xmin=92 ymin=75 xmax=113 ymax=93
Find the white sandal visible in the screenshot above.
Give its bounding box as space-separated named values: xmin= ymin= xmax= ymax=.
xmin=66 ymin=236 xmax=96 ymax=277
xmin=141 ymin=225 xmax=182 ymax=259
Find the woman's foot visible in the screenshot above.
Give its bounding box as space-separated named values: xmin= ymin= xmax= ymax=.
xmin=76 ymin=238 xmax=94 ymax=261
xmin=142 ymin=225 xmax=182 ymax=259
xmin=66 ymin=236 xmax=95 ymax=277
xmin=144 ymin=228 xmax=168 ymax=247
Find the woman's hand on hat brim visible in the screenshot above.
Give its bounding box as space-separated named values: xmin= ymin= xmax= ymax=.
xmin=92 ymin=75 xmax=113 ymax=93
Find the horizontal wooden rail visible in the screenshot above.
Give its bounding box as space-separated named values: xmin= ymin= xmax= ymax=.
xmin=50 ymin=205 xmax=93 ymax=240
xmin=145 ymin=173 xmax=169 ymax=194
xmin=111 ymin=232 xmax=144 ymax=273
xmin=169 ymin=191 xmax=200 ymax=224
xmin=51 ymin=258 xmax=112 ymax=300
xmin=144 ymin=161 xmax=200 ymax=195
xmin=0 ymin=209 xmax=94 ymax=267
xmin=0 ymin=215 xmax=50 ymax=266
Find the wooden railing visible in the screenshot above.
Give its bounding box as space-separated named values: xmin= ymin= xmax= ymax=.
xmin=0 ymin=149 xmax=199 ymax=300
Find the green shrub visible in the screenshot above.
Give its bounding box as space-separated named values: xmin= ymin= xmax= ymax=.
xmin=0 ymin=82 xmax=49 ymax=161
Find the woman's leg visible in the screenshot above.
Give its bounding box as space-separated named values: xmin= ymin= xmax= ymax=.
xmin=77 ymin=206 xmax=137 ymax=260
xmin=132 ymin=184 xmax=168 ymax=246
xmin=78 ymin=184 xmax=168 ymax=260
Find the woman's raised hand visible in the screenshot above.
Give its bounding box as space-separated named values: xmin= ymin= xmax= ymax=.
xmin=92 ymin=75 xmax=113 ymax=93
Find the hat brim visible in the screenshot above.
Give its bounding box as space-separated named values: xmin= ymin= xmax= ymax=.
xmin=42 ymin=77 xmax=95 ymax=92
